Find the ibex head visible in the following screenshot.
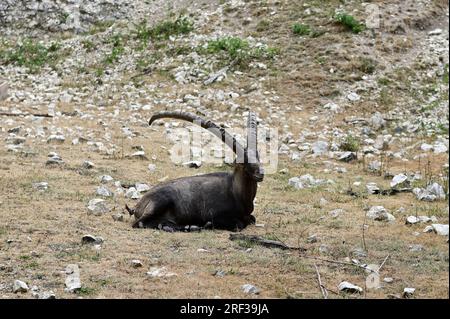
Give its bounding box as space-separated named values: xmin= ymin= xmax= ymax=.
xmin=149 ymin=111 xmax=264 ymax=182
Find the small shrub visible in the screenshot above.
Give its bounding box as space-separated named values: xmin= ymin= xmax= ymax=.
xmin=292 ymin=23 xmax=311 ymax=36
xmin=103 ymin=33 xmax=124 ymax=65
xmin=358 ymin=57 xmax=377 ymax=74
xmin=335 ymin=13 xmax=364 ymax=33
xmin=340 ymin=135 xmax=360 ymax=152
xmin=256 ymin=20 xmax=271 ymax=32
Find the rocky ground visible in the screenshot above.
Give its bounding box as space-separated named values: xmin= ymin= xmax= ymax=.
xmin=0 ymin=0 xmax=448 ymax=299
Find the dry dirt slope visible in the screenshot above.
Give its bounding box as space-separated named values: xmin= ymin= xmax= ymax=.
xmin=0 ymin=0 xmax=449 ymax=298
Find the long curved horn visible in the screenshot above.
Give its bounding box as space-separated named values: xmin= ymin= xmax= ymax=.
xmin=246 ymin=112 xmax=259 ymax=164
xmin=149 ymin=111 xmax=246 ymax=159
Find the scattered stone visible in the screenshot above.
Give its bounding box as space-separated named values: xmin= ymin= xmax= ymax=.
xmin=429 ymin=28 xmax=442 ymax=36
xmin=338 ymin=152 xmax=357 ymax=162
xmin=403 ymin=287 xmax=415 ymax=298
xmin=82 ymin=161 xmax=95 ymax=169
xmin=409 ymin=244 xmax=424 ymax=252
xmin=32 ymin=182 xmax=48 ymax=191
xmin=47 ymin=135 xmax=65 ymax=144
xmin=390 ymin=174 xmax=409 ymax=188
xmin=87 ymin=198 xmax=110 ymax=215
xmin=135 ymin=183 xmax=151 ymax=193
xmin=13 ymin=280 xmax=29 ymax=293
xmin=96 ymin=186 xmax=113 ymax=198
xmin=312 ymin=141 xmax=329 ymax=155
xmin=368 ymin=161 xmax=381 ymax=172
xmin=369 ymin=112 xmax=386 ymax=131
xmin=100 ymin=175 xmax=114 ymax=183
xmin=146 ymin=267 xmax=177 ymax=278
xmin=46 ymin=153 xmax=64 ymax=165
xmin=65 ymin=264 xmax=81 ymax=293
xmin=431 ymin=224 xmax=449 ymax=236
xmin=131 ymin=260 xmax=143 ymax=268
xmin=182 ymin=161 xmax=202 ymax=168
xmin=329 ymin=209 xmax=344 ymax=218
xmin=338 ymin=281 xmax=363 ymax=294
xmin=148 ymin=164 xmax=157 ymax=172
xmin=307 ymin=234 xmax=318 ymax=243
xmin=406 ymin=216 xmax=420 ymax=225
xmin=34 ymin=291 xmax=56 ymax=299
xmin=125 ymin=187 xmax=140 ymax=199
xmin=423 ymin=225 xmax=434 ymax=233
xmin=413 ymin=182 xmax=446 ymax=201
xmin=347 ymin=92 xmax=360 ymax=102
xmin=241 ymin=284 xmax=260 ymax=295
xmin=214 ymin=270 xmax=226 ymax=277
xmin=81 ymin=235 xmax=104 ymax=245
xmin=383 ymin=277 xmax=394 ymax=283
xmin=366 ymin=182 xmax=380 ymax=194
xmin=366 ymin=206 xmax=395 ymax=222
xmin=112 ymin=213 xmax=124 ymax=222
xmin=127 ymin=151 xmax=148 ymax=160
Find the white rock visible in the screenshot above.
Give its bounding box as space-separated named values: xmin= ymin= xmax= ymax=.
xmin=403 ymin=287 xmax=415 ymax=297
xmin=433 ymin=142 xmax=448 ymax=154
xmin=428 ymin=28 xmax=442 ymax=36
xmin=87 ymin=198 xmax=110 ymax=215
xmin=366 ymin=182 xmax=380 ymax=194
xmin=100 ymin=175 xmax=114 ymax=183
xmin=148 ymin=164 xmax=156 ymax=172
xmin=390 ymin=174 xmax=409 ymax=188
xmin=423 ymin=225 xmax=434 ymax=233
xmin=406 ymin=216 xmax=420 ymax=225
xmin=146 ymin=267 xmax=177 ymax=278
xmin=367 ymin=206 xmax=395 ymax=222
xmin=288 ymin=177 xmax=304 ymax=189
xmin=131 ymin=260 xmax=143 ymax=268
xmin=96 ymin=186 xmax=113 ymax=198
xmin=383 ymin=277 xmax=394 ymax=283
xmin=32 ymin=182 xmax=48 ymax=191
xmin=65 ymin=264 xmax=81 ymax=293
xmin=241 ymin=284 xmax=260 ymax=294
xmin=135 ymin=183 xmax=151 ymax=193
xmin=82 ymin=161 xmax=95 ymax=169
xmin=431 ymin=224 xmax=449 ymax=236
xmin=47 ymin=135 xmax=65 ymax=144
xmin=125 ymin=187 xmax=140 ymax=199
xmin=312 ymin=141 xmax=329 ymax=155
xmin=420 ymin=143 xmax=433 ymax=152
xmin=338 ymin=281 xmax=363 ymax=293
xmin=347 ymin=92 xmax=360 ymax=102
xmin=13 ymin=280 xmax=29 ymax=293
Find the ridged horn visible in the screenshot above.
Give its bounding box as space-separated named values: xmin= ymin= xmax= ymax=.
xmin=246 ymin=112 xmax=259 ymax=164
xmin=149 ymin=111 xmax=246 ymax=160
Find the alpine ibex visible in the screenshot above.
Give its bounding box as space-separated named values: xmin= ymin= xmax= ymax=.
xmin=125 ymin=111 xmax=264 ymax=231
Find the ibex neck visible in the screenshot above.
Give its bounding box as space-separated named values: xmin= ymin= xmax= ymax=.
xmin=232 ymin=166 xmax=257 ymax=214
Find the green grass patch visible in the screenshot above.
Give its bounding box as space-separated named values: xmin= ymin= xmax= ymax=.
xmin=134 ymin=16 xmax=193 ymax=46
xmin=340 ymin=135 xmax=360 ymax=152
xmin=0 ymin=39 xmax=62 ymax=73
xmin=202 ymin=36 xmax=278 ymax=68
xmin=292 ymin=23 xmax=311 ymax=36
xmin=334 ymin=13 xmax=365 ymax=33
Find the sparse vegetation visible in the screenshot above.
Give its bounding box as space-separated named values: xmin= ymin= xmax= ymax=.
xmin=134 ymin=16 xmax=193 ymax=45
xmin=203 ymin=36 xmax=278 ymax=68
xmin=292 ymin=23 xmax=311 ymax=36
xmin=340 ymin=135 xmax=360 ymax=152
xmin=0 ymin=39 xmax=61 ymax=72
xmin=334 ymin=13 xmax=364 ymax=33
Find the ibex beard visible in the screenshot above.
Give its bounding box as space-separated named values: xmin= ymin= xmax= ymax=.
xmin=125 ymin=111 xmax=264 ymax=232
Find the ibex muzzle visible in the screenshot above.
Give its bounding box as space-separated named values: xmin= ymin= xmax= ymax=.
xmin=126 ymin=111 xmax=263 ymax=231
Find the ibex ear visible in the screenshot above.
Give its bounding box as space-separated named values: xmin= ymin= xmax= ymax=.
xmin=246 ymin=112 xmax=259 ymax=164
